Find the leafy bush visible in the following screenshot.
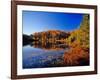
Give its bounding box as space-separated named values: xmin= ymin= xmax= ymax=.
xmin=63 ymin=43 xmax=89 ymax=66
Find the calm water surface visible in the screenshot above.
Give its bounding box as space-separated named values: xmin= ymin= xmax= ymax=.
xmin=23 ymin=42 xmax=68 ymax=69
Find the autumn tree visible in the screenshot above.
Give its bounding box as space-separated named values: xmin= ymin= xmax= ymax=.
xmin=66 ymin=14 xmax=89 ymax=49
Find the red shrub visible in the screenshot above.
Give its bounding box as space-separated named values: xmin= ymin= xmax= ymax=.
xmin=63 ymin=45 xmax=89 ymax=66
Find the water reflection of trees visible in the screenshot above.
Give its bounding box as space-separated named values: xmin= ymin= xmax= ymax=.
xmin=30 ymin=41 xmax=69 ymax=50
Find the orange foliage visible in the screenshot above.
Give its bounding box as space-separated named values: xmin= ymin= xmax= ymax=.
xmin=63 ymin=44 xmax=89 ymax=66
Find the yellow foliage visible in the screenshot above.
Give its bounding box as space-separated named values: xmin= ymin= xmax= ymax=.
xmin=66 ymin=14 xmax=89 ymax=49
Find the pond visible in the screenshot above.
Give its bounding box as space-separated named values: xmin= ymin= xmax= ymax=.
xmin=23 ymin=41 xmax=69 ymax=69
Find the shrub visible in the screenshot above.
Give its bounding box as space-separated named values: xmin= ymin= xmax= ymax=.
xmin=63 ymin=44 xmax=89 ymax=66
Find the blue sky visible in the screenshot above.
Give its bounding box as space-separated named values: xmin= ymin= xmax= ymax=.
xmin=23 ymin=11 xmax=83 ymax=35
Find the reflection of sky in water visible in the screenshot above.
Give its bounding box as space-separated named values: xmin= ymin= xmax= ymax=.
xmin=23 ymin=45 xmax=67 ymax=68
